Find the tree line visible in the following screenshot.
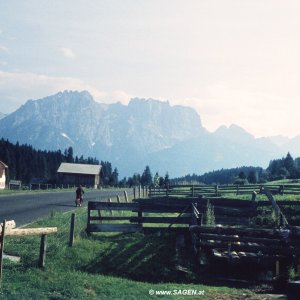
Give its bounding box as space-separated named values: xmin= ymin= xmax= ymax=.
xmin=0 ymin=139 xmax=118 ymax=186
xmin=0 ymin=139 xmax=168 ymax=188
xmin=2 ymin=138 xmax=299 ymax=187
xmin=118 ymin=166 xmax=170 ymax=188
xmin=173 ymin=153 xmax=300 ymax=185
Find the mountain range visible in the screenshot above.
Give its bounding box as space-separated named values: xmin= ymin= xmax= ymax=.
xmin=0 ymin=90 xmax=298 ymax=177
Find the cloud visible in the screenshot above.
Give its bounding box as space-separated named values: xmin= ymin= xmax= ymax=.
xmin=59 ymin=47 xmax=76 ymax=58
xmin=0 ymin=70 xmax=132 ymax=113
xmin=0 ymin=45 xmax=9 ymax=53
xmin=170 ymin=83 xmax=300 ymax=138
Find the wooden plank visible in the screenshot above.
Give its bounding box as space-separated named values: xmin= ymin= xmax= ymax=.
xmin=87 ymin=223 xmax=142 ymax=233
xmin=0 ymin=220 xmax=16 ymax=231
xmin=134 ymin=206 xmax=191 ymax=213
xmin=130 ymin=216 xmax=191 ymax=224
xmin=143 ymin=227 xmax=188 ymax=234
xmin=5 ymin=227 xmax=57 ymax=236
xmin=69 ymin=213 xmax=76 ymax=247
xmin=189 ymin=225 xmax=282 ymax=238
xmin=124 ymin=191 xmax=128 ymax=202
xmin=150 ymin=197 xmax=254 ymax=207
xmin=258 ymin=200 xmax=300 ymax=207
xmin=262 ymin=188 xmax=288 ymax=226
xmin=89 ymin=216 xmax=131 ymax=221
xmin=3 ymin=254 xmax=20 ymax=263
xmin=215 ymin=213 xmax=251 ymax=226
xmin=204 ymin=207 xmax=256 ymax=217
xmin=192 ymin=203 xmax=202 ymax=225
xmin=88 ymin=201 xmax=139 ymax=211
xmin=198 ymin=233 xmax=284 ymax=245
xmin=38 ymin=234 xmax=47 ymax=268
xmin=0 ymin=220 xmax=6 ymax=281
xmin=198 ymin=240 xmax=299 ymax=255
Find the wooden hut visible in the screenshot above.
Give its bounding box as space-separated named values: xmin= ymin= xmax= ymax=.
xmin=57 ymin=163 xmax=102 ymax=189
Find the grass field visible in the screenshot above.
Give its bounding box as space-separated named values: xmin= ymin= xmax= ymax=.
xmin=0 ymin=207 xmax=271 ymax=300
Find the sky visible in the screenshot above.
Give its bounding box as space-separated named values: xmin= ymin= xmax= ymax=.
xmin=1 ymin=0 xmax=300 ymax=138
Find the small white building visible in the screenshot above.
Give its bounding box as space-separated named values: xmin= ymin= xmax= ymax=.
xmin=0 ymin=161 xmax=8 ymax=189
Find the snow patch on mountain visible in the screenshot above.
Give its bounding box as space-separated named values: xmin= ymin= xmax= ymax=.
xmin=61 ymin=132 xmax=74 ymax=144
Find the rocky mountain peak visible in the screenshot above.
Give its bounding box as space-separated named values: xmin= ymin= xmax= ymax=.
xmin=0 ymin=91 xmax=207 ymax=175
xmin=0 ymin=91 xmax=297 ymax=177
xmin=213 ymin=124 xmax=255 ymax=144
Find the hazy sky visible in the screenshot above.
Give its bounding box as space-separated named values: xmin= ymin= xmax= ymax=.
xmin=1 ymin=0 xmax=300 ymax=138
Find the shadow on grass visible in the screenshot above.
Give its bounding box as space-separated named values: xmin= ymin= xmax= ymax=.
xmin=82 ymin=232 xmax=196 ymax=283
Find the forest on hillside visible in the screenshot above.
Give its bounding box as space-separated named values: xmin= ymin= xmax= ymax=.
xmin=0 ymin=139 xmax=162 ymax=188
xmin=173 ymin=153 xmax=300 ymax=185
xmin=0 ymin=138 xmax=117 ymax=186
xmin=1 ymin=138 xmax=300 ymax=187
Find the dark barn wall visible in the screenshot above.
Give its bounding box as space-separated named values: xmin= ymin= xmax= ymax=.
xmin=58 ymin=173 xmax=96 ymax=187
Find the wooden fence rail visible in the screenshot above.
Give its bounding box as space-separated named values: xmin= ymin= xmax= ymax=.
xmin=149 ymin=183 xmax=300 ymax=197
xmin=0 ymin=220 xmax=57 ymax=282
xmin=87 ymin=188 xmax=300 ymax=234
xmin=87 ymin=196 xmax=258 ymax=233
xmin=86 ymin=199 xmax=203 ymax=233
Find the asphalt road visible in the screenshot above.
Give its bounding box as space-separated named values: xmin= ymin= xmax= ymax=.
xmin=0 ymin=189 xmax=132 ymax=227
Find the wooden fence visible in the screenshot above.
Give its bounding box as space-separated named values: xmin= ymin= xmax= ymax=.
xmin=87 ymin=190 xmax=300 ymax=234
xmin=149 ymin=183 xmax=300 ymax=197
xmin=90 ymin=191 xmax=300 ymax=232
xmin=86 ymin=199 xmax=199 ymax=234
xmin=86 ymin=188 xmax=300 ymax=283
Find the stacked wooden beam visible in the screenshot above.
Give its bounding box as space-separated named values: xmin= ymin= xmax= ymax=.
xmin=190 ymin=224 xmax=300 ymax=262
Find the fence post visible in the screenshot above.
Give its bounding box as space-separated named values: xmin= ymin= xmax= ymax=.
xmin=0 ymin=220 xmax=6 ymax=282
xmin=215 ymin=185 xmax=219 ymax=196
xmin=279 ymin=185 xmax=284 ymax=195
xmin=117 ymin=195 xmax=120 ymax=203
xmin=69 ymin=213 xmax=76 ymax=247
xmin=108 ymin=198 xmax=112 ymax=216
xmin=236 ymin=184 xmax=239 ymax=195
xmin=251 ymin=191 xmax=257 ymax=202
xmin=139 ymin=185 xmax=141 ymax=198
xmin=124 ymin=191 xmax=128 ymax=203
xmin=138 ymin=210 xmax=143 ymax=224
xmin=133 ymin=187 xmax=136 ymax=199
xmin=38 ymin=234 xmax=47 ymax=268
xmin=276 ymin=260 xmax=280 ymax=277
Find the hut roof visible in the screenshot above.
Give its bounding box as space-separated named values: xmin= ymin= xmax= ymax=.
xmin=57 ymin=163 xmax=102 ymax=175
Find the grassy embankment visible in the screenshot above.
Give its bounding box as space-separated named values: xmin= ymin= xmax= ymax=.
xmin=1 ymin=204 xmax=261 ymax=299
